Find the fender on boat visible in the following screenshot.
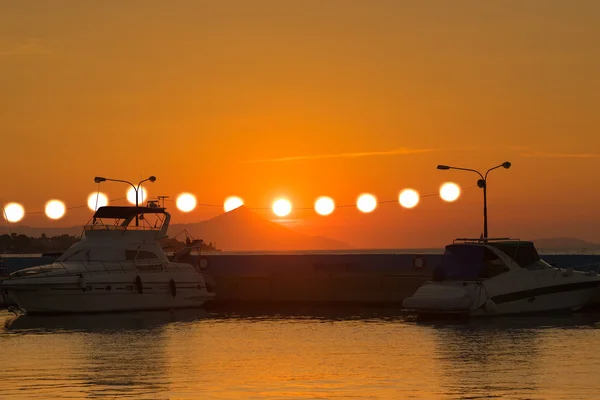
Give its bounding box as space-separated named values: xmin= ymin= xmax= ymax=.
xmin=169 ymin=279 xmax=176 ymax=297
xmin=135 ymin=276 xmax=143 ymax=294
xmin=203 ymin=273 xmax=216 ymax=292
xmin=484 ymin=299 xmax=497 ymax=313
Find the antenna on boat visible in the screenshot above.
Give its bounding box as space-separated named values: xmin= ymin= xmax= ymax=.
xmin=0 ymin=200 xmax=12 ymax=236
xmin=158 ymin=196 xmax=169 ymax=208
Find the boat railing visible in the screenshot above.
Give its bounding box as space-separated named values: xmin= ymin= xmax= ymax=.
xmin=84 ymin=224 xmax=162 ymax=232
xmin=13 ymin=258 xmax=197 ymax=278
xmin=453 ymin=237 xmax=520 ymax=244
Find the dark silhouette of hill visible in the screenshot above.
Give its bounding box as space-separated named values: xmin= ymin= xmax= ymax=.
xmin=169 ymin=206 xmax=353 ymax=251
xmin=0 ymin=207 xmax=350 ymax=251
xmin=532 ymin=237 xmax=600 ymax=251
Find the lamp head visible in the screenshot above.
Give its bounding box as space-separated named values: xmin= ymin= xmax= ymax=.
xmin=502 ymin=161 xmax=511 ymax=169
xmin=437 ymin=165 xmax=450 ymax=170
xmin=94 ymin=177 xmax=106 ymax=183
xmin=148 ymin=176 xmax=157 ymax=183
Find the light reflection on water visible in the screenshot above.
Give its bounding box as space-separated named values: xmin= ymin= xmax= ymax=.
xmin=1 ymin=309 xmax=600 ymax=399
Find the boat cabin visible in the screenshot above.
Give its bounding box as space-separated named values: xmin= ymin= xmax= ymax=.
xmin=433 ymin=238 xmax=552 ymax=281
xmin=55 ymin=205 xmax=173 ymax=263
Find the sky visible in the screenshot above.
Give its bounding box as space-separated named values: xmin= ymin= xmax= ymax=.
xmin=1 ymin=1 xmax=600 ymax=247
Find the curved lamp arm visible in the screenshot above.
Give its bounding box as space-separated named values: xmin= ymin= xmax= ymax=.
xmin=437 ymin=165 xmax=484 ymax=180
xmin=484 ymin=162 xmax=511 ymax=180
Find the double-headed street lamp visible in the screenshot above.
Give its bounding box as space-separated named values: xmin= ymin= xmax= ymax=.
xmin=437 ymin=162 xmax=511 ymax=240
xmin=93 ymin=175 xmax=156 ymax=226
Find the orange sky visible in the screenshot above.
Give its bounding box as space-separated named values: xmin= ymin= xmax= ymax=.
xmin=1 ymin=1 xmax=600 ymax=247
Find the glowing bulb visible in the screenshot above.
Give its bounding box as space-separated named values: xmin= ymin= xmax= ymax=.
xmin=87 ymin=192 xmax=108 ymax=211
xmin=272 ymin=199 xmax=292 ymax=217
xmin=2 ymin=202 xmax=25 ymax=223
xmin=440 ymin=182 xmax=461 ymax=202
xmin=224 ymin=196 xmax=244 ymax=212
xmin=314 ymin=197 xmax=335 ymax=216
xmin=45 ymin=200 xmax=66 ymax=220
xmin=399 ymin=189 xmax=420 ymax=209
xmin=176 ymin=193 xmax=197 ymax=212
xmin=357 ymin=194 xmax=377 ymax=213
xmin=127 ymin=187 xmax=148 ymax=205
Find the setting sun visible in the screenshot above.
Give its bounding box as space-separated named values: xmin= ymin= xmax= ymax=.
xmin=176 ymin=193 xmax=197 ymax=212
xmin=314 ymin=196 xmax=335 ymax=216
xmin=87 ymin=192 xmax=108 ymax=211
xmin=272 ymin=199 xmax=292 ymax=217
xmin=2 ymin=202 xmax=25 ymax=223
xmin=45 ymin=200 xmax=66 ymax=220
xmin=357 ymin=194 xmax=377 ymax=213
xmin=440 ymin=182 xmax=461 ymax=202
xmin=127 ymin=187 xmax=148 ymax=205
xmin=399 ymin=189 xmax=420 ymax=209
xmin=224 ymin=196 xmax=244 ymax=212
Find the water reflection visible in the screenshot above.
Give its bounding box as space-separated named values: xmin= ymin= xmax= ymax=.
xmin=4 ymin=309 xmax=211 ymax=334
xmin=207 ymin=305 xmax=408 ymax=323
xmin=2 ymin=309 xmax=600 ymax=399
xmin=419 ymin=313 xmax=600 ymax=400
xmin=1 ymin=310 xmax=212 ymax=399
xmin=78 ymin=319 xmax=169 ymax=398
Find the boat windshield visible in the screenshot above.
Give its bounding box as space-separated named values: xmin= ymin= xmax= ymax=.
xmin=488 ymin=241 xmax=542 ymax=268
xmin=434 ymin=244 xmax=508 ymax=281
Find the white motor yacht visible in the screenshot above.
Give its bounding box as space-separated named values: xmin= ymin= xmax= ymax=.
xmin=0 ymin=205 xmax=216 ymax=314
xmin=403 ymin=238 xmax=600 ymax=317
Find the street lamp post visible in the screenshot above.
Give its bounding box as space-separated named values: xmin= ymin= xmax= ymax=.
xmin=93 ymin=175 xmax=156 ymax=226
xmin=437 ymin=162 xmax=511 ymax=240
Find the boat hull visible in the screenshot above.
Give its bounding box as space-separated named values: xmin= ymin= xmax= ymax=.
xmin=404 ymin=280 xmax=600 ymax=317
xmin=2 ymin=273 xmax=215 ymax=314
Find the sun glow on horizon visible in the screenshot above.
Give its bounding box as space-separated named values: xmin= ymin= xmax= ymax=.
xmin=224 ymin=196 xmax=244 ymax=212
xmin=87 ymin=192 xmax=108 ymax=211
xmin=399 ymin=189 xmax=420 ymax=209
xmin=176 ymin=193 xmax=197 ymax=212
xmin=2 ymin=202 xmax=25 ymax=223
xmin=357 ymin=194 xmax=377 ymax=213
xmin=272 ymin=199 xmax=292 ymax=217
xmin=440 ymin=182 xmax=461 ymax=202
xmin=127 ymin=187 xmax=148 ymax=205
xmin=45 ymin=200 xmax=66 ymax=220
xmin=314 ymin=196 xmax=335 ymax=216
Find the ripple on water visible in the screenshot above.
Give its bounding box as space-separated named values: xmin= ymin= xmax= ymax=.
xmin=2 ymin=309 xmax=600 ymax=399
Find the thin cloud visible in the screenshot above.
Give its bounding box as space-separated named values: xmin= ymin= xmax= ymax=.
xmin=243 ymin=147 xmax=438 ymax=164
xmin=520 ymin=151 xmax=600 ymax=159
xmin=0 ymin=38 xmax=51 ymax=56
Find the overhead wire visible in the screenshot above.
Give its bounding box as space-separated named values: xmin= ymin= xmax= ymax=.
xmin=1 ymin=185 xmax=478 ymax=217
xmin=163 ymin=185 xmax=477 ymax=210
xmin=3 ymin=197 xmax=127 ymax=216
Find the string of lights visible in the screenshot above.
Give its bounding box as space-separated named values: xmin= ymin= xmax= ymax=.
xmin=162 ymin=187 xmax=466 ymax=210
xmin=1 ymin=183 xmax=477 ymax=223
xmin=16 ymin=198 xmax=128 ymax=215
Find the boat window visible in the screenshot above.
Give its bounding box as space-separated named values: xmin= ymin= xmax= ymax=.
xmin=125 ymin=250 xmax=159 ymax=260
xmin=489 ymin=242 xmax=541 ymax=268
xmin=480 ymin=249 xmax=509 ymax=278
